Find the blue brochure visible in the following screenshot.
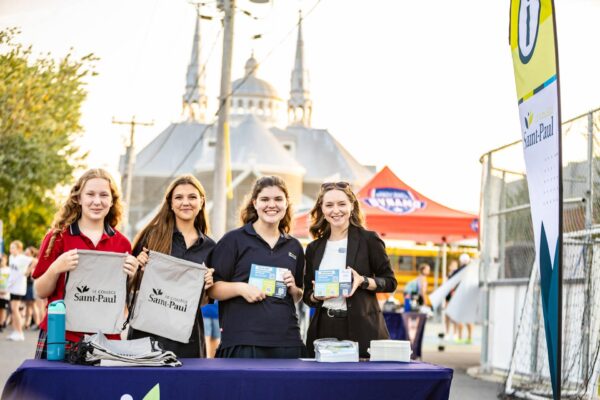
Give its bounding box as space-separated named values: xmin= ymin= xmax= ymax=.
xmin=248 ymin=264 xmax=287 ymax=299
xmin=315 ymin=269 xmax=352 ymax=297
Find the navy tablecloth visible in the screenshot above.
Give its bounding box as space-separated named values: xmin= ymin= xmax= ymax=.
xmin=384 ymin=312 xmax=427 ymax=359
xmin=2 ymin=358 xmax=452 ymax=400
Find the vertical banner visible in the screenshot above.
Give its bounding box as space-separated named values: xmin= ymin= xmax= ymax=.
xmin=509 ymin=1 xmax=562 ymax=399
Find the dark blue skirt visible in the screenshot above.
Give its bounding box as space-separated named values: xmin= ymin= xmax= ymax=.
xmin=216 ymin=344 xmax=307 ymax=359
xmin=24 ymin=281 xmax=35 ymax=301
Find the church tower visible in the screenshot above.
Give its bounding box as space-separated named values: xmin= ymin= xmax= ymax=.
xmin=182 ymin=7 xmax=208 ymax=122
xmin=288 ymin=11 xmax=312 ymax=127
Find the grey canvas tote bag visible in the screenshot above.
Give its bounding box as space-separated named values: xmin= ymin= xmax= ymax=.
xmin=129 ymin=251 xmax=207 ymax=343
xmin=64 ymin=249 xmax=128 ymax=334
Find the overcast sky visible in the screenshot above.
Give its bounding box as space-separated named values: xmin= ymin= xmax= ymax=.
xmin=1 ymin=0 xmax=599 ymax=213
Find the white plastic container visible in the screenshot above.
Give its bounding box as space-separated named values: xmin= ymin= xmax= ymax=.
xmin=368 ymin=340 xmax=412 ymax=362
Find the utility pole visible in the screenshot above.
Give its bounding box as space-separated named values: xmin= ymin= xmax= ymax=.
xmin=113 ymin=116 xmax=154 ymax=239
xmin=212 ymin=0 xmax=236 ymax=239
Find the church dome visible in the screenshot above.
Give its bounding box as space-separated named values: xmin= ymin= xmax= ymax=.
xmin=231 ymin=55 xmax=281 ymax=100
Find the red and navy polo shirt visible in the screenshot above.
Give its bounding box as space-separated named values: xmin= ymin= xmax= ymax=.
xmin=33 ymin=222 xmax=131 ymax=342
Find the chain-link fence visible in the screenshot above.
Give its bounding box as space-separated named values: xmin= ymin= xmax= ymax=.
xmin=479 ymin=109 xmax=600 ymax=399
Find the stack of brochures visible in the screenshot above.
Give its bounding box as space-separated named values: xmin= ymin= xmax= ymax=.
xmin=74 ymin=332 xmax=181 ymax=367
xmin=315 ymin=269 xmax=352 ymax=297
xmin=369 ymin=340 xmax=412 ymax=362
xmin=314 ymin=338 xmax=359 ymax=362
xmin=248 ymin=264 xmax=287 ymax=298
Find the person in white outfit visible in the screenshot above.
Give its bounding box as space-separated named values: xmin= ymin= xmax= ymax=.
xmin=454 ymin=253 xmax=473 ymax=344
xmin=7 ymin=240 xmax=32 ymax=341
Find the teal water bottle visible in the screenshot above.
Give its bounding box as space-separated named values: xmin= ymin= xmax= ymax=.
xmin=47 ymin=300 xmax=66 ymax=361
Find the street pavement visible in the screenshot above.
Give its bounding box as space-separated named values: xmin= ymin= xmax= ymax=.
xmin=420 ymin=321 xmax=502 ymax=399
xmin=0 ymin=321 xmax=502 ymax=399
xmin=0 ymin=326 xmax=38 ymax=391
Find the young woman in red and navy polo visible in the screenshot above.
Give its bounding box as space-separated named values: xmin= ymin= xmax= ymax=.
xmin=208 ymin=176 xmax=307 ymax=358
xmin=32 ymin=169 xmax=139 ymax=358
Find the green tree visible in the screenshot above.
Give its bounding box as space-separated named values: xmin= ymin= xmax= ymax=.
xmin=0 ymin=28 xmax=96 ymax=249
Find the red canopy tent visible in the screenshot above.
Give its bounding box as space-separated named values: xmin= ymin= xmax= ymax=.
xmin=293 ymin=166 xmax=479 ymax=243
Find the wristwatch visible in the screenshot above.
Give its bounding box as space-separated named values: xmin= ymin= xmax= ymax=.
xmin=360 ymin=275 xmax=370 ymax=290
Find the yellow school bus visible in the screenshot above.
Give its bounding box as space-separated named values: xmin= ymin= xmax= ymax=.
xmin=383 ymin=240 xmax=478 ymax=301
xmin=297 ymin=237 xmax=478 ymax=302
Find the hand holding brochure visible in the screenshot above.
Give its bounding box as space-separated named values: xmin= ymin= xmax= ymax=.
xmin=315 ymin=269 xmax=352 ymax=297
xmin=248 ymin=264 xmax=287 ymax=298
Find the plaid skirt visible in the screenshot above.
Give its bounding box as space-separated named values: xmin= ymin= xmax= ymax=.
xmin=35 ymin=330 xmax=74 ymax=360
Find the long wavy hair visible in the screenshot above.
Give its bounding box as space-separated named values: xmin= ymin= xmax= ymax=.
xmin=45 ymin=168 xmax=122 ymax=257
xmin=240 ymin=176 xmax=293 ymax=234
xmin=309 ymin=183 xmax=365 ymax=239
xmin=133 ymin=175 xmax=209 ymax=254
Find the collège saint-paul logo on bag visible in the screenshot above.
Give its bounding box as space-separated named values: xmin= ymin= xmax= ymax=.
xmin=130 ymin=251 xmax=207 ymax=343
xmin=73 ymin=284 xmax=117 ymax=303
xmin=148 ymin=287 xmax=188 ymax=313
xmin=64 ymin=250 xmax=128 ymax=334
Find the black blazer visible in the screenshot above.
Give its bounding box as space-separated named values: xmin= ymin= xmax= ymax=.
xmin=303 ymin=225 xmax=397 ymax=357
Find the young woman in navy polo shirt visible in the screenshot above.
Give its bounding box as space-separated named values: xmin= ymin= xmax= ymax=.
xmin=208 ymin=176 xmax=306 ymax=358
xmin=128 ymin=175 xmax=216 ymax=358
xmin=303 ymin=182 xmax=397 ymax=358
xmin=33 ymin=169 xmax=139 ymax=358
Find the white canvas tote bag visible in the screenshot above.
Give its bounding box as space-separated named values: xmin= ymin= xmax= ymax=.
xmin=129 ymin=251 xmax=207 ymax=343
xmin=64 ymin=250 xmax=127 ymax=334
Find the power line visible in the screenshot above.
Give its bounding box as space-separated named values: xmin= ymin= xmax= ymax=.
xmin=138 ymin=23 xmax=223 ymax=170
xmin=140 ymin=0 xmax=324 ymax=201
xmin=112 ymin=116 xmax=154 ymax=238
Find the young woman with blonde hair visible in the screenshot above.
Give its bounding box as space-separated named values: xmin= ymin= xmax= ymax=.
xmin=209 ymin=176 xmax=306 ymax=358
xmin=128 ymin=174 xmax=215 ymax=358
xmin=303 ymin=182 xmax=397 ymax=358
xmin=33 ymin=168 xmax=139 ymax=358
xmin=6 ymin=240 xmax=31 ymax=341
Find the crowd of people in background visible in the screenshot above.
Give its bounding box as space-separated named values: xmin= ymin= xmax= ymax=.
xmin=6 ymin=167 xmax=481 ymax=360
xmin=0 ymin=242 xmax=46 ymax=342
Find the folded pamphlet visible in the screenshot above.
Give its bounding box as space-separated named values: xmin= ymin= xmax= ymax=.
xmin=248 ymin=264 xmax=287 ymax=298
xmin=314 ymin=338 xmax=359 ymax=362
xmin=315 ymin=269 xmax=352 ymax=297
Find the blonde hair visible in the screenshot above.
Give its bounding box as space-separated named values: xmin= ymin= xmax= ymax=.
xmin=10 ymin=240 xmax=24 ymax=252
xmin=309 ymin=183 xmax=365 ymax=239
xmin=45 ymin=169 xmax=122 ymax=257
xmin=240 ymin=176 xmax=293 ymax=234
xmin=133 ymin=175 xmax=209 ymax=254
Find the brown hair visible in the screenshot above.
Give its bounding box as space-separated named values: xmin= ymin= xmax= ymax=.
xmin=45 ymin=168 xmax=122 ymax=257
xmin=418 ymin=263 xmax=430 ymax=274
xmin=133 ymin=175 xmax=209 ymax=254
xmin=309 ymin=183 xmax=365 ymax=239
xmin=25 ymin=246 xmax=39 ymax=258
xmin=240 ymin=176 xmax=293 ymax=233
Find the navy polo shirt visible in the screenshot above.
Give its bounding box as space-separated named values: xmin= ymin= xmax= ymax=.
xmin=130 ymin=228 xmax=216 ymax=356
xmin=209 ymin=223 xmax=305 ymax=348
xmin=133 ymin=229 xmax=216 ymax=265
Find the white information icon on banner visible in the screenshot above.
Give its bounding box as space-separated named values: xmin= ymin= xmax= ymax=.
xmin=518 ymin=0 xmax=541 ymax=64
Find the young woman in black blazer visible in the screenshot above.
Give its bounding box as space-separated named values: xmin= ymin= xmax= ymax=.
xmin=303 ymin=182 xmax=397 ymax=358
